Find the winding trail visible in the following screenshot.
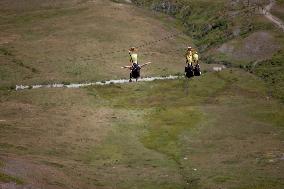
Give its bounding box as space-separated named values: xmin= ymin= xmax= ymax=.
xmin=261 ymin=0 xmax=284 ymax=31
xmin=15 ymin=75 xmax=179 ymax=90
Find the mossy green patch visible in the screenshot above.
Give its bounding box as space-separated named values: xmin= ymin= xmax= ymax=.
xmin=87 ymin=73 xmax=228 ymax=109
xmin=142 ymin=107 xmax=202 ymax=161
xmin=249 ymin=103 xmax=284 ymax=128
xmin=0 ymin=172 xmax=24 ymax=185
xmin=1 ymin=68 xmax=284 ymax=188
xmin=0 ymin=143 xmax=15 ymax=150
xmin=253 ymin=50 xmax=284 ymax=102
xmin=83 ymin=108 xmax=184 ymax=189
xmin=0 ymin=161 xmax=4 ymax=168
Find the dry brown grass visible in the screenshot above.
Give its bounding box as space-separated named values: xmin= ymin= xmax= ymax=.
xmin=0 ymin=0 xmax=192 ymax=86
xmin=1 ymin=1 xmax=283 ymax=189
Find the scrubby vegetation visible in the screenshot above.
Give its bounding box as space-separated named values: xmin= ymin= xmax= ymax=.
xmin=0 ymin=172 xmax=24 ymax=185
xmin=131 ymin=0 xmax=270 ymax=51
xmin=253 ymin=51 xmax=284 ymax=102
xmin=129 ymin=0 xmax=284 ymax=101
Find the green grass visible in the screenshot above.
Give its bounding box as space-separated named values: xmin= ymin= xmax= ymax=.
xmin=0 ymin=172 xmax=24 ymax=185
xmin=130 ymin=0 xmax=284 ymax=105
xmin=0 ymin=46 xmax=38 ymax=87
xmin=1 ymin=69 xmax=283 ymax=188
xmin=0 ymin=0 xmax=284 ymax=188
xmin=132 ymin=0 xmax=229 ymax=50
xmin=0 ymin=0 xmax=193 ymax=86
xmin=142 ymin=107 xmax=202 ymax=161
xmin=251 ymin=106 xmax=284 ymax=128
xmin=80 ymin=70 xmax=283 ymax=188
xmin=82 ymin=107 xmax=185 ymax=188
xmin=252 ymin=51 xmax=284 ymax=102
xmin=131 ymin=0 xmax=272 ymax=52
xmin=0 ymin=160 xmax=4 ymax=168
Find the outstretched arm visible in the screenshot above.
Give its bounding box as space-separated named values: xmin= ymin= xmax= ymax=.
xmin=140 ymin=62 xmax=152 ymax=68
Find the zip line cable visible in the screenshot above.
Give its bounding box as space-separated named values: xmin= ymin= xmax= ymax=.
xmin=88 ymin=31 xmax=186 ymax=60
xmin=69 ymin=3 xmax=270 ymax=63
xmin=83 ymin=9 xmax=262 ymax=64
xmin=103 ymin=47 xmax=186 ymax=61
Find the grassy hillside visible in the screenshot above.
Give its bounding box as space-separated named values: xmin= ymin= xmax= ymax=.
xmin=131 ymin=0 xmax=271 ymax=49
xmin=273 ymin=0 xmax=284 ymax=20
xmin=0 ymin=0 xmax=283 ymax=189
xmin=0 ymin=0 xmax=194 ymax=87
xmin=130 ymin=0 xmax=284 ymax=101
xmin=1 ymin=70 xmax=283 ymax=189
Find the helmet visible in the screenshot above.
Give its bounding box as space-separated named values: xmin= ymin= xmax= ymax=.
xmin=129 ymin=47 xmax=136 ymax=51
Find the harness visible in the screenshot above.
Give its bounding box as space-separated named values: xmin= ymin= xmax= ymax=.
xmin=193 ymin=64 xmax=201 ymax=76
xmin=131 ymin=63 xmax=141 ymax=79
xmin=129 ymin=52 xmax=141 ymax=79
xmin=185 ymin=63 xmax=194 ymax=78
xmin=129 ymin=51 xmax=134 ymax=64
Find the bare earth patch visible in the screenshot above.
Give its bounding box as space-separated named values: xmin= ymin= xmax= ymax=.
xmin=217 ymin=31 xmax=280 ymax=62
xmin=0 ymin=34 xmax=20 ymax=45
xmin=0 ymin=155 xmax=78 ymax=189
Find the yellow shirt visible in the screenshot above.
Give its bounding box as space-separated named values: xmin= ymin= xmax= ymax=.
xmin=193 ymin=53 xmax=199 ymax=62
xmin=130 ymin=53 xmax=138 ymax=64
xmin=185 ymin=51 xmax=193 ymax=63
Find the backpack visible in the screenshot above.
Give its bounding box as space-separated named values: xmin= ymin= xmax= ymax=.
xmin=131 ymin=64 xmax=141 ymax=79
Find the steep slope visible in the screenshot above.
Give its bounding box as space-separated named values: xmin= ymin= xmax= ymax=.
xmin=130 ymin=0 xmax=284 ymax=101
xmin=0 ymin=0 xmax=192 ymax=87
xmin=0 ymin=1 xmax=283 ymax=189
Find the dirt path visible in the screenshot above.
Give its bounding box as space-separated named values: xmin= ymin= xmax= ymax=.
xmin=15 ymin=75 xmax=179 ymax=90
xmin=262 ymin=0 xmax=284 ymax=31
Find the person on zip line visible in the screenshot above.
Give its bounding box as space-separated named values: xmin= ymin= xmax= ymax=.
xmin=193 ymin=50 xmax=199 ymax=65
xmin=121 ymin=47 xmax=151 ymax=82
xmin=185 ymin=46 xmax=193 ymax=67
xmin=192 ymin=50 xmax=201 ymax=76
xmin=184 ymin=46 xmax=194 ymax=78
